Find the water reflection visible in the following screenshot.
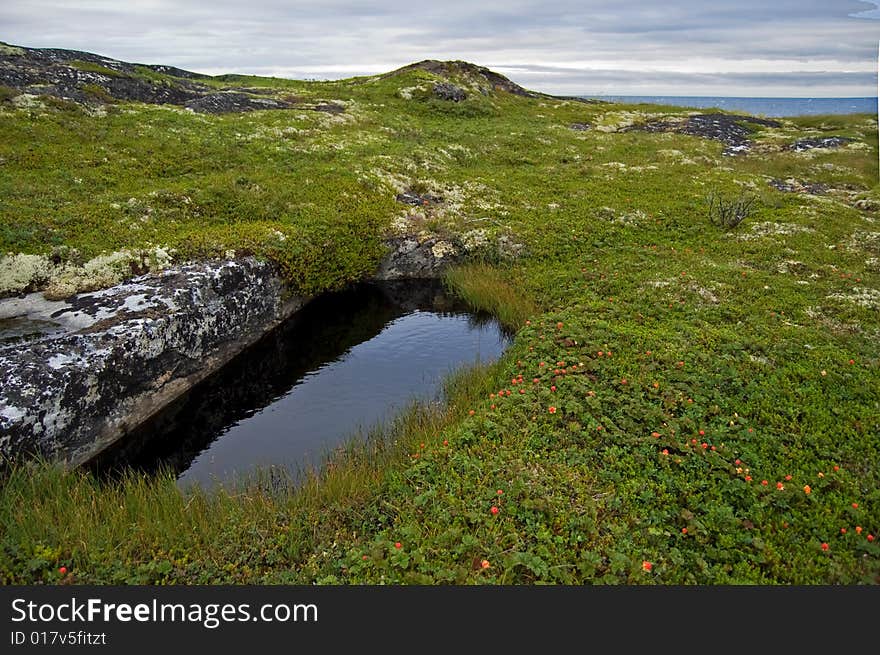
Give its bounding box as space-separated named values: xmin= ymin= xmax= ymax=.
xmin=89 ymin=281 xmax=509 ymax=487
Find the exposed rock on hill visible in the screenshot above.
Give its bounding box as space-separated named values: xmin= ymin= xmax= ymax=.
xmin=787 ymin=136 xmax=852 ymax=152
xmin=387 ymin=59 xmax=538 ymax=97
xmin=624 ymin=113 xmax=782 ymax=155
xmin=0 ymin=41 xmax=297 ymax=114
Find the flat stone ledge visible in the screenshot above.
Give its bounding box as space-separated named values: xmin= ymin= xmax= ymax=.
xmin=0 ymin=258 xmax=306 ymax=466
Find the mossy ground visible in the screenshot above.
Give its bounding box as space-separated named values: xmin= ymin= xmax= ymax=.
xmin=1 ymin=64 xmax=878 ymax=583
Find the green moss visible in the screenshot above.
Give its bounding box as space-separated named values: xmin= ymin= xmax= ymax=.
xmin=0 ymin=62 xmax=878 ymax=584
xmin=0 ymin=42 xmax=24 ymax=55
xmin=80 ymin=83 xmax=115 ymax=103
xmin=0 ymin=85 xmax=18 ymax=102
xmin=69 ymin=60 xmax=126 ymax=78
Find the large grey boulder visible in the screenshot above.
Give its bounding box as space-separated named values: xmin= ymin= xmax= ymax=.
xmin=0 ymin=258 xmax=305 ymax=466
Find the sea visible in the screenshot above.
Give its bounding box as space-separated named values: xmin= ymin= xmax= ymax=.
xmin=581 ymin=96 xmax=877 ymax=118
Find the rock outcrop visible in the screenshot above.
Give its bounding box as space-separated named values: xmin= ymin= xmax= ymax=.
xmin=624 ymin=113 xmax=782 ymax=156
xmin=0 ymin=41 xmax=309 ymax=114
xmin=374 ymin=236 xmax=462 ymax=280
xmin=0 ymin=259 xmax=306 ymax=466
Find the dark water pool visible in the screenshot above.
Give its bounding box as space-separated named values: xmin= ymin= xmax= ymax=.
xmin=89 ymin=281 xmax=509 ymax=488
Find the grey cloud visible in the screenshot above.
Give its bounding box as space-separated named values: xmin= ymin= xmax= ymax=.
xmin=1 ymin=0 xmax=878 ymax=95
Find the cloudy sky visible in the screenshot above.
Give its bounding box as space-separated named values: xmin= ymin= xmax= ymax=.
xmin=2 ymin=1 xmax=879 ymax=96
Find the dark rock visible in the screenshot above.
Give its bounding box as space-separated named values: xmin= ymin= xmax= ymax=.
xmin=396 ymin=190 xmax=443 ymax=206
xmin=433 ymin=82 xmax=467 ymax=102
xmin=569 ymin=122 xmax=591 ymax=131
xmin=854 ymin=198 xmax=880 ymax=212
xmin=184 ymin=92 xmax=291 ymax=114
xmin=374 ymin=236 xmax=461 ymax=280
xmin=768 ymin=178 xmax=828 ymax=195
xmin=311 ymin=102 xmax=345 ymax=114
xmin=624 ymin=113 xmax=782 ymax=156
xmin=787 ymin=136 xmax=852 ymax=152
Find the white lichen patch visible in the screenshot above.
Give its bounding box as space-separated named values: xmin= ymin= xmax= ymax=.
xmin=0 ymin=247 xmax=175 ymax=300
xmin=827 ymin=287 xmax=880 ymax=310
xmin=847 ymin=230 xmax=880 ymax=254
xmin=595 ymin=206 xmax=647 ymax=225
xmin=361 ymin=166 xmax=410 ymax=194
xmin=0 ymin=254 xmax=53 ymax=296
xmin=11 ymin=93 xmax=46 ymax=110
xmin=656 ymin=149 xmax=699 ymax=165
xmin=687 ymin=283 xmax=720 ymax=304
xmin=398 ymin=84 xmax=429 ymax=100
xmin=776 ymin=260 xmax=809 ymax=275
xmin=460 ymin=229 xmax=494 ymax=253
xmin=594 ymin=110 xmax=679 ymax=133
xmin=430 ymin=241 xmax=458 ymax=259
xmin=737 ymin=222 xmax=815 ymax=241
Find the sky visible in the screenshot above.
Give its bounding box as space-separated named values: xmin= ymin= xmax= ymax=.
xmin=2 ymin=1 xmax=880 ymax=97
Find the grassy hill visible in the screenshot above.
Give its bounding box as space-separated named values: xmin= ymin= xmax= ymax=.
xmin=1 ymin=42 xmax=878 ymax=584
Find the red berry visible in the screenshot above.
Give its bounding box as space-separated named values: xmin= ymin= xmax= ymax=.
xmin=490 ymin=506 xmax=499 ymax=515
xmin=394 ymin=542 xmax=402 ymax=549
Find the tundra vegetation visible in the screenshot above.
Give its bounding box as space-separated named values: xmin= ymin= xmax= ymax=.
xmin=0 ymin=45 xmax=878 ymax=584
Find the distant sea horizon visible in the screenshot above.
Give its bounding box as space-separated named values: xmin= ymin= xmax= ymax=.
xmin=580 ymin=96 xmax=878 ymax=117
